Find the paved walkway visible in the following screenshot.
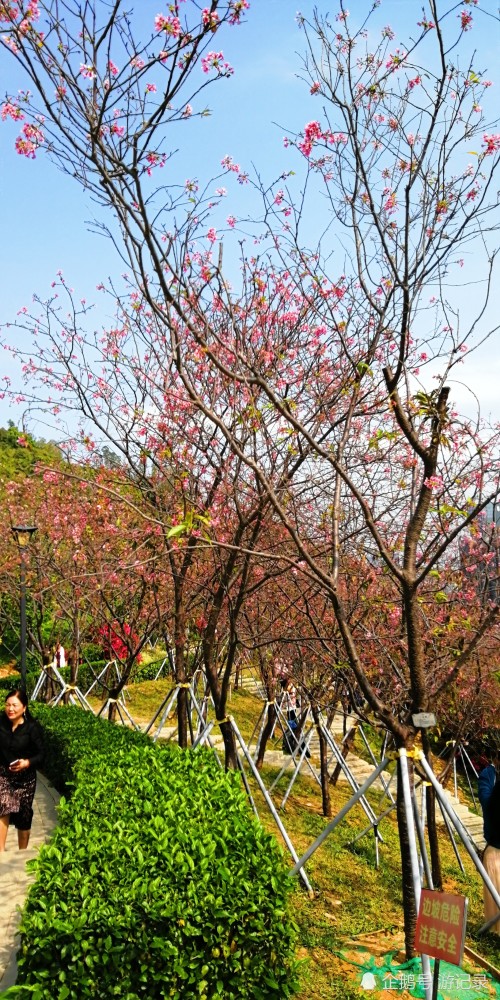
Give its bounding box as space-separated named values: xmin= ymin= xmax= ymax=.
xmin=0 ymin=774 xmax=60 ymax=992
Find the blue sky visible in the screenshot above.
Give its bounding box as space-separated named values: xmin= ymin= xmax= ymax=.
xmin=1 ymin=0 xmax=499 ymax=433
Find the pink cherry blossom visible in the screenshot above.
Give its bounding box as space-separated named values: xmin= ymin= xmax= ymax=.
xmin=15 ymin=121 xmax=44 ymax=158
xmin=221 ymin=154 xmax=240 ymax=173
xmin=298 ymin=120 xmax=323 ymax=157
xmin=228 ymin=0 xmax=250 ymax=25
xmin=1 ymin=35 xmax=19 ymax=53
xmin=386 ymin=49 xmax=407 ymax=70
xmin=201 ymin=51 xmax=234 ymax=75
xmin=424 ymin=475 xmax=444 ymax=491
xmin=384 ymin=191 xmax=397 ymax=213
xmin=154 ymin=14 xmax=182 ymax=36
xmin=79 ymin=64 xmax=96 ymax=79
xmin=1 ymin=101 xmax=24 ymax=121
xmin=482 ymin=134 xmax=500 ymax=155
xmin=202 ymin=8 xmax=219 ymax=30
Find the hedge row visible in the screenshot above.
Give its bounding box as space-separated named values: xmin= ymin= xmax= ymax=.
xmin=9 ymin=707 xmax=299 ymax=1000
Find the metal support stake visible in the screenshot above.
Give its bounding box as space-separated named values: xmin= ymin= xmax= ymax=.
xmin=281 ymin=729 xmax=319 ymax=810
xmin=399 ymin=750 xmax=433 ymax=1000
xmin=291 ymin=756 xmax=390 ymax=875
xmin=358 ymin=724 xmax=395 ymax=804
xmin=19 ymin=551 xmax=27 ymax=688
xmin=145 ymin=686 xmax=178 ymax=737
xmin=411 ymin=790 xmax=433 ymax=890
xmin=229 ymin=717 xmax=314 ymax=895
xmin=320 ymin=724 xmax=385 ymax=845
xmin=458 ymin=745 xmax=478 ymax=811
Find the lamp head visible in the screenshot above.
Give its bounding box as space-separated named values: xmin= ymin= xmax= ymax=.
xmin=12 ymin=525 xmax=37 ymax=549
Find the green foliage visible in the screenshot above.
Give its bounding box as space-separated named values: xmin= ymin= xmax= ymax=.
xmin=129 ymin=658 xmax=171 ymax=683
xmin=0 ymin=423 xmax=62 ymax=480
xmin=30 ymin=704 xmax=150 ymax=793
xmin=17 ymin=707 xmax=299 ymax=999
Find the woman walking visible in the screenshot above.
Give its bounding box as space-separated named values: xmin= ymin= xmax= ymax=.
xmin=478 ymin=751 xmax=500 ymax=934
xmin=0 ymin=688 xmax=44 ymax=850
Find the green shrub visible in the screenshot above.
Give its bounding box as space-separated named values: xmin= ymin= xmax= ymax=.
xmin=0 ymin=674 xmax=16 ymax=694
xmin=30 ymin=704 xmax=150 ymax=793
xmin=0 ymin=669 xmax=39 ymax=695
xmin=14 ymin=708 xmax=299 ymax=999
xmin=129 ymin=658 xmax=172 ymax=683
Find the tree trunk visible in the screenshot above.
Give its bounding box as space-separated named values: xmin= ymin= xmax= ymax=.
xmin=45 ymin=665 xmax=57 ymax=703
xmin=107 ymin=687 xmax=118 ymax=723
xmin=177 ymin=686 xmax=188 ymax=748
xmin=421 ymin=733 xmax=443 ymax=890
xmin=70 ymin=614 xmax=79 ymax=687
xmin=330 ymin=724 xmax=358 ymax=787
xmin=396 ymin=755 xmax=419 ymax=958
xmin=234 ymin=658 xmax=241 ymax=691
xmin=219 ymin=718 xmax=238 ymax=770
xmin=311 ymin=704 xmax=332 ymax=818
xmin=174 ymin=639 xmax=188 ymax=749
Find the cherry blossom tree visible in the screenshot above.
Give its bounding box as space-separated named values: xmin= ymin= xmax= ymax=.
xmin=3 ymin=0 xmax=500 ymax=955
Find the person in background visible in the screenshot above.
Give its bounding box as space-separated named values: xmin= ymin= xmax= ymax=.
xmin=0 ymin=688 xmax=44 ymax=851
xmin=478 ymin=749 xmax=500 ymax=934
xmin=284 ymin=677 xmax=297 ymax=723
xmin=53 ymin=641 xmax=66 ymax=671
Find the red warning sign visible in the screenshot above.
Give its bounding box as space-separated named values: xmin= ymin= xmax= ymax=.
xmin=415 ymin=889 xmax=467 ymax=966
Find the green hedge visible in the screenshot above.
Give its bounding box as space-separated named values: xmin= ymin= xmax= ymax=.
xmin=31 ymin=703 xmax=151 ymax=794
xmin=128 ymin=658 xmax=172 ymax=683
xmin=10 ymin=707 xmax=299 ymax=1000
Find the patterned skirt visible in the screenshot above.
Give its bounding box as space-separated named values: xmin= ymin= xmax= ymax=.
xmin=0 ymin=765 xmax=37 ymax=830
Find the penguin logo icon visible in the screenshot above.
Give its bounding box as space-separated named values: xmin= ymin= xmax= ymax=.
xmin=360 ymin=971 xmax=377 ymax=990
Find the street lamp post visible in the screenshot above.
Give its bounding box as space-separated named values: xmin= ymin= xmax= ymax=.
xmin=12 ymin=525 xmax=37 ymax=689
